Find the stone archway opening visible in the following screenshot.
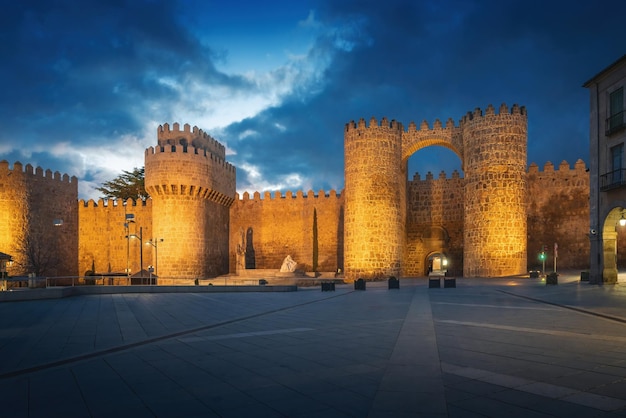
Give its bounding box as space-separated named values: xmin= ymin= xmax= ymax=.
xmin=405 ymin=144 xmax=464 ymax=182
xmin=405 ymin=145 xmax=463 ymax=277
xmin=426 ymin=252 xmax=448 ymax=276
xmin=602 ymin=206 xmax=626 ymax=283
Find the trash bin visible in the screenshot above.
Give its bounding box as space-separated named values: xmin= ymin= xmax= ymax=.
xmin=428 ymin=277 xmax=441 ymax=288
xmin=321 ymin=282 xmax=335 ymax=291
xmin=546 ymin=272 xmax=558 ymax=285
xmin=580 ymin=271 xmax=589 ymax=281
xmin=444 ymin=277 xmax=456 ymax=288
xmin=354 ymin=278 xmax=366 ymax=290
xmin=388 ymin=276 xmax=399 ymax=289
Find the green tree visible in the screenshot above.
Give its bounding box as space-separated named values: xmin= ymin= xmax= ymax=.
xmin=96 ymin=167 xmax=148 ymax=201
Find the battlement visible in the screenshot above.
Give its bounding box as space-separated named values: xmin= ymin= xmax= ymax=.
xmin=345 ymin=117 xmax=404 ymax=132
xmin=411 ymin=170 xmax=463 ymax=181
xmin=157 ymin=122 xmax=225 ymax=159
xmin=0 ymin=160 xmax=77 ymax=184
xmin=235 ymin=189 xmax=343 ymax=202
xmin=346 ymin=103 xmax=525 ymax=137
xmin=408 ymin=160 xmax=587 ymax=183
xmin=144 ymin=145 xmax=236 ymax=174
xmin=527 ymin=159 xmax=587 ymax=174
xmin=407 ymin=117 xmax=458 ymax=132
xmin=79 ymin=198 xmax=151 ymax=208
xmin=461 ymin=103 xmax=527 ymax=124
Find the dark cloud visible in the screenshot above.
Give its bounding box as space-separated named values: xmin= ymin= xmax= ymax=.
xmin=0 ymin=0 xmax=248 ymax=146
xmin=224 ymin=0 xmax=626 ymax=189
xmin=2 ymin=0 xmax=625 ymax=198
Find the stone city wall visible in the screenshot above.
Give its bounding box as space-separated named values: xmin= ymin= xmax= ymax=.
xmin=526 ymin=160 xmax=591 ymax=270
xmin=229 ymin=190 xmax=344 ymax=274
xmin=78 ymin=198 xmax=153 ymax=276
xmin=405 ymin=170 xmax=465 ymax=276
xmin=0 ymin=160 xmax=78 ymax=277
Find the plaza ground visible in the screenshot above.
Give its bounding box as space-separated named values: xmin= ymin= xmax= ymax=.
xmin=0 ymin=272 xmax=625 ymax=417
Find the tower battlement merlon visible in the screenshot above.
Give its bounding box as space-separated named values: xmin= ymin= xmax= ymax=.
xmin=344 ymin=117 xmax=404 ymax=133
xmin=157 ymin=122 xmax=225 ymax=159
xmin=145 ymin=144 xmax=232 ymax=170
xmin=461 ymin=103 xmax=527 ymax=124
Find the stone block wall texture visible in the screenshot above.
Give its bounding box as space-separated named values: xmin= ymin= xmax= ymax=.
xmin=0 ymin=115 xmax=596 ymax=281
xmin=405 ymin=170 xmax=465 ymax=276
xmin=229 ymin=190 xmax=344 ymax=273
xmin=462 ymin=104 xmax=528 ymax=277
xmin=78 ymin=199 xmax=152 ymax=276
xmin=0 ymin=161 xmax=78 ymax=277
xmin=144 ymin=123 xmax=236 ymax=279
xmin=344 ymin=117 xmax=406 ymax=280
xmin=526 ymin=160 xmax=591 ymax=270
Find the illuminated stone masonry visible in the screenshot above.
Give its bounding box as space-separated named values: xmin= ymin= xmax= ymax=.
xmin=0 ymin=106 xmax=594 ymax=280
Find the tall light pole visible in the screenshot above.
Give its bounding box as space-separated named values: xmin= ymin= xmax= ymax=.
xmin=129 ymin=226 xmax=144 ymax=284
xmin=146 ymin=238 xmax=162 ymax=285
xmin=124 ymin=213 xmax=135 ymax=280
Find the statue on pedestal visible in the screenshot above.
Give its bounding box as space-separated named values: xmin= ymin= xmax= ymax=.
xmin=280 ymin=255 xmax=297 ymax=273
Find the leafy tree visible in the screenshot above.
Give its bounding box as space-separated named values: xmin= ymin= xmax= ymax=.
xmin=96 ymin=167 xmax=148 ymax=201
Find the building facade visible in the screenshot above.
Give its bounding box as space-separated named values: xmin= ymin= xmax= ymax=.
xmin=585 ymin=55 xmax=626 ymax=284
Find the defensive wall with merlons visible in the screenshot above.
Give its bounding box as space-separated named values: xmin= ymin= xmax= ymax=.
xmin=0 ymin=161 xmax=77 ymax=277
xmin=0 ymin=105 xmax=601 ymax=280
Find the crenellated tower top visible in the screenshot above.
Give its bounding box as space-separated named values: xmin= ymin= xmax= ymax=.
xmin=157 ymin=122 xmax=225 ymax=160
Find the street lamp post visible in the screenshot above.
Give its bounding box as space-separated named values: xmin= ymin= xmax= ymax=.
xmin=124 ymin=213 xmax=135 ymax=281
xmin=129 ymin=226 xmax=144 ymax=284
xmin=146 ymin=238 xmax=163 ymax=285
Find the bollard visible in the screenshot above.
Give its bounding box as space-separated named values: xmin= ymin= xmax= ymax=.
xmin=388 ymin=276 xmax=400 ymax=289
xmin=354 ymin=278 xmax=366 ymax=290
xmin=428 ymin=276 xmax=441 ymax=288
xmin=546 ymin=272 xmax=558 ymax=285
xmin=321 ymin=282 xmax=335 ymax=291
xmin=444 ymin=277 xmax=456 ymax=288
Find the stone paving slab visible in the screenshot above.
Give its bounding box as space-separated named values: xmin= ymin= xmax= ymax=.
xmin=0 ymin=275 xmax=626 ymax=417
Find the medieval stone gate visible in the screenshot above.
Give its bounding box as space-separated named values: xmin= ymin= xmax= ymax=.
xmin=343 ymin=104 xmax=528 ymax=280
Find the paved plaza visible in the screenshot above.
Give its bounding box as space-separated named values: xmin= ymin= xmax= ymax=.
xmin=1 ymin=273 xmax=626 ymax=417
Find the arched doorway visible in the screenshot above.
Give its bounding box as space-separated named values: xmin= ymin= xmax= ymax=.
xmin=427 ymin=252 xmax=448 ymax=276
xmin=602 ymin=206 xmax=626 ymax=283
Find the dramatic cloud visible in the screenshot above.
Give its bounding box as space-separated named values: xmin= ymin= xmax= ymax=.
xmin=1 ymin=0 xmax=625 ymax=199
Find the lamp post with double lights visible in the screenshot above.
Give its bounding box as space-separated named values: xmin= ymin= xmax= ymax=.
xmin=146 ymin=238 xmax=163 ymax=285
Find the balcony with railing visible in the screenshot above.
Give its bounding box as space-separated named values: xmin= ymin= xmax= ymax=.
xmin=606 ymin=110 xmax=626 ymax=135
xmin=600 ymin=168 xmax=626 ymax=191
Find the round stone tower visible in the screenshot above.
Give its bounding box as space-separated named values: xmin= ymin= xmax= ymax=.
xmin=344 ymin=117 xmax=406 ymax=281
xmin=144 ymin=123 xmax=236 ymax=280
xmin=462 ymin=104 xmax=527 ymax=277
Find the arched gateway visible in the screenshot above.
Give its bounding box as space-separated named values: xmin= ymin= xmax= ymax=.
xmin=343 ymin=104 xmax=528 ymax=280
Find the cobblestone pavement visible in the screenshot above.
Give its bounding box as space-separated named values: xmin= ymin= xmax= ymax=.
xmin=0 ymin=273 xmax=625 ymax=417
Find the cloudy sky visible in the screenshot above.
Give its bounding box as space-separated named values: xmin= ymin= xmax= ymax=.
xmin=1 ymin=0 xmax=624 ymax=200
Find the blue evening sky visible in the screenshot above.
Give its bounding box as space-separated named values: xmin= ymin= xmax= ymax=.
xmin=1 ymin=0 xmax=624 ymax=199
